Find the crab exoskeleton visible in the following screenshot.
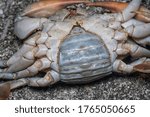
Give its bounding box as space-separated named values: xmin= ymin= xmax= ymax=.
xmin=0 ymin=0 xmax=150 ymax=99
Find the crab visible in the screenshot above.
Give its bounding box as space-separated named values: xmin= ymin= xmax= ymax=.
xmin=0 ymin=0 xmax=150 ymax=99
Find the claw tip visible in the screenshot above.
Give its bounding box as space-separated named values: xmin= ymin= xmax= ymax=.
xmin=134 ymin=62 xmax=150 ymax=73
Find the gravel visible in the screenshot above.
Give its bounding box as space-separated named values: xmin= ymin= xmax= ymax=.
xmin=0 ymin=0 xmax=150 ymax=100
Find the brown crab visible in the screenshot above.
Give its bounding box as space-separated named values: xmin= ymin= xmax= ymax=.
xmin=0 ymin=0 xmax=150 ymax=99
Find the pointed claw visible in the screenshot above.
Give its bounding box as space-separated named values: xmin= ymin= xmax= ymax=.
xmin=0 ymin=82 xmax=11 ymax=100
xmin=87 ymin=1 xmax=150 ymax=23
xmin=134 ymin=62 xmax=150 ymax=73
xmin=23 ymin=0 xmax=89 ymax=18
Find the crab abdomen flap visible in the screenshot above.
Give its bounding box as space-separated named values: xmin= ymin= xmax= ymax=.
xmin=59 ymin=32 xmax=112 ymax=84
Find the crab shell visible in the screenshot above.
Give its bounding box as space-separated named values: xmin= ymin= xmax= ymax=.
xmin=14 ymin=16 xmax=115 ymax=84
xmin=11 ymin=0 xmax=149 ymax=84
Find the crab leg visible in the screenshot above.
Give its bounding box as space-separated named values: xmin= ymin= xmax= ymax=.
xmin=0 ymin=57 xmax=51 ymax=80
xmin=5 ymin=44 xmax=49 ymax=73
xmin=23 ymin=0 xmax=89 ymax=18
xmin=87 ymin=0 xmax=141 ymax=22
xmin=0 ymin=47 xmax=35 ymax=73
xmin=113 ymin=57 xmax=150 ymax=73
xmin=0 ymin=82 xmax=11 ymax=100
xmin=87 ymin=1 xmax=128 ymax=12
xmin=117 ymin=41 xmax=150 ymax=58
xmin=134 ymin=36 xmax=150 ymax=47
xmin=0 ymin=71 xmax=60 ymax=100
xmin=4 ymin=33 xmax=39 ymax=67
xmin=10 ymin=17 xmax=50 ymax=66
xmin=6 ymin=44 xmax=35 ymax=67
xmin=6 ymin=49 xmax=37 ymax=73
xmin=134 ymin=61 xmax=150 ymax=73
xmin=122 ymin=19 xmax=150 ymax=45
xmin=134 ymin=7 xmax=150 ymax=23
xmin=117 ymin=0 xmax=142 ymax=22
xmin=125 ymin=23 xmax=150 ymax=38
xmin=0 ymin=46 xmax=38 ymax=73
xmin=122 ymin=19 xmax=144 ymax=28
xmin=0 ymin=36 xmax=49 ymax=72
xmin=87 ymin=0 xmax=150 ymax=22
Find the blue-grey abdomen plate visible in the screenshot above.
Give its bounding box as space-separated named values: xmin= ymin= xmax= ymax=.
xmin=59 ymin=31 xmax=112 ymax=84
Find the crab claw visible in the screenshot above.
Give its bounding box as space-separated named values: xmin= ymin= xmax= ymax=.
xmin=0 ymin=82 xmax=11 ymax=100
xmin=14 ymin=17 xmax=47 ymax=39
xmin=23 ymin=0 xmax=89 ymax=18
xmin=87 ymin=1 xmax=150 ymax=23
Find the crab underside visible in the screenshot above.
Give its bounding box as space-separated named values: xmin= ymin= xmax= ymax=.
xmin=0 ymin=0 xmax=150 ymax=99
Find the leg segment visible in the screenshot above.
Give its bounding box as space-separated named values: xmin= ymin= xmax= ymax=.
xmin=4 ymin=47 xmax=37 ymax=73
xmin=87 ymin=1 xmax=150 ymax=23
xmin=0 ymin=44 xmax=49 ymax=73
xmin=0 ymin=57 xmax=51 ymax=80
xmin=116 ymin=41 xmax=150 ymax=58
xmin=23 ymin=0 xmax=89 ymax=18
xmin=0 ymin=44 xmax=34 ymax=69
xmin=134 ymin=36 xmax=150 ymax=47
xmin=113 ymin=57 xmax=150 ymax=73
xmin=6 ymin=44 xmax=34 ymax=67
xmin=0 ymin=71 xmax=60 ymax=99
xmin=14 ymin=17 xmax=47 ymax=39
xmin=125 ymin=23 xmax=150 ymax=38
xmin=0 ymin=32 xmax=40 ymax=69
xmin=122 ymin=19 xmax=144 ymax=28
xmin=115 ymin=0 xmax=141 ymax=22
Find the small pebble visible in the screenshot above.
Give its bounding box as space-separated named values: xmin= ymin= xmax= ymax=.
xmin=0 ymin=9 xmax=3 ymax=16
